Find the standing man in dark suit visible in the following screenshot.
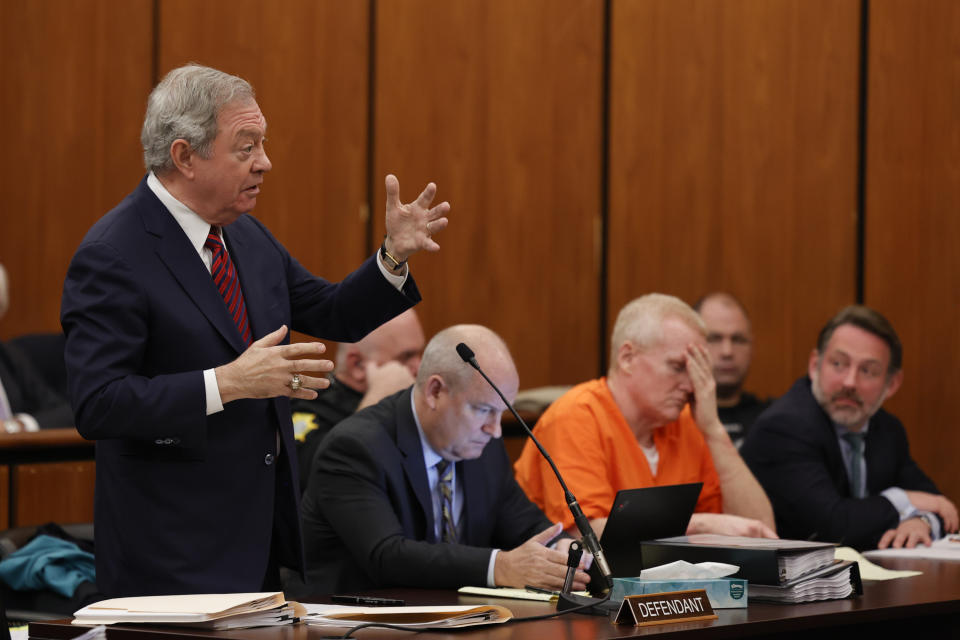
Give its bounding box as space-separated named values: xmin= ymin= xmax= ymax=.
xmin=298 ymin=325 xmax=590 ymax=595
xmin=60 ymin=64 xmax=450 ymax=597
xmin=742 ymin=306 xmax=958 ymax=550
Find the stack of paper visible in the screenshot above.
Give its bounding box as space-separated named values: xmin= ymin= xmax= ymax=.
xmin=303 ymin=604 xmax=513 ymax=629
xmin=778 ymin=547 xmax=837 ymax=582
xmin=749 ymin=561 xmax=862 ymax=603
xmin=73 ymin=592 xmax=303 ymax=630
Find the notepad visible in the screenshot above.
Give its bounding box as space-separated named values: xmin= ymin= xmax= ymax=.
xmin=302 ymin=603 xmax=513 ymax=629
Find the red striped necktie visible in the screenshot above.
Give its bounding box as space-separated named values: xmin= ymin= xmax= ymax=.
xmin=205 ymin=227 xmax=252 ymax=346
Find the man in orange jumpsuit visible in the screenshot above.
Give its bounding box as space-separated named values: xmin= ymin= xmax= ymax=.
xmin=515 ymin=293 xmax=776 ymax=539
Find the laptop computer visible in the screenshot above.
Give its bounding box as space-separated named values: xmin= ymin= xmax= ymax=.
xmin=596 ymin=482 xmax=703 ymax=581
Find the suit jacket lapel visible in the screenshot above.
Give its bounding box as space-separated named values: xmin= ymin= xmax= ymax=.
xmin=809 ymin=380 xmax=853 ymax=494
xmin=863 ymin=425 xmax=882 ymax=494
xmin=395 ymin=390 xmax=436 ymax=541
xmin=136 ymin=183 xmax=248 ymax=355
xmin=459 ymin=458 xmax=486 ymax=546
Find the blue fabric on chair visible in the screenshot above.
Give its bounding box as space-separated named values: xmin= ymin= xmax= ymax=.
xmin=0 ymin=534 xmax=95 ymax=598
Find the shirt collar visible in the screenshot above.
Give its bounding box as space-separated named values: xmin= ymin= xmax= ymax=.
xmin=834 ymin=419 xmax=870 ymax=439
xmin=410 ymin=390 xmax=444 ymax=469
xmin=146 ymin=171 xmax=215 ymax=255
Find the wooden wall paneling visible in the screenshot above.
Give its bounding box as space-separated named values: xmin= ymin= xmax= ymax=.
xmin=13 ymin=461 xmax=96 ymax=526
xmin=374 ymin=0 xmax=604 ymax=388
xmin=865 ymin=0 xmax=960 ymax=503
xmin=159 ymin=0 xmax=370 ymax=283
xmin=0 ymin=0 xmax=154 ymax=339
xmin=158 ymin=0 xmax=371 ymax=351
xmin=607 ymin=0 xmax=860 ymax=398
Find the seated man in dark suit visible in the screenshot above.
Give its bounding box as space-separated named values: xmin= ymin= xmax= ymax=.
xmin=299 ymin=324 xmax=589 ymax=594
xmin=0 ymin=262 xmax=73 ymax=432
xmin=291 ymin=308 xmax=425 ymax=491
xmin=742 ymin=305 xmax=958 ymax=550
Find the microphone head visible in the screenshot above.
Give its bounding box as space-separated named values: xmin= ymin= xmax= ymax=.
xmin=455 ymin=342 xmax=476 ymax=364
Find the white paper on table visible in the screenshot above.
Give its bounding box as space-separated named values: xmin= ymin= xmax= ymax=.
xmin=860 ymin=534 xmax=960 ymax=561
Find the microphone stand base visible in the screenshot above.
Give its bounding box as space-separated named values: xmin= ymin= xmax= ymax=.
xmin=556 ymin=592 xmax=619 ymax=617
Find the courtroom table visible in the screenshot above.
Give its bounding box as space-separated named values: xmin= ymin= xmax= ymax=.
xmin=27 ymin=557 xmax=960 ymax=640
xmin=0 ymin=428 xmax=94 ymax=528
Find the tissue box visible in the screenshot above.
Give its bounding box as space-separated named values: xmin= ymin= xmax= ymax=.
xmin=611 ymin=577 xmax=748 ymax=609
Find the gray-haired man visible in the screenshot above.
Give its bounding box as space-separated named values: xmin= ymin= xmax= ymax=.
xmin=61 ymin=64 xmax=449 ymax=596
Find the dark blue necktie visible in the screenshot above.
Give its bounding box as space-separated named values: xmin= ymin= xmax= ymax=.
xmin=842 ymin=432 xmax=866 ymax=498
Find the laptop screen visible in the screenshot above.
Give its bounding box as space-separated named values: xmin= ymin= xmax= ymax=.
xmin=600 ymin=482 xmax=703 ymax=577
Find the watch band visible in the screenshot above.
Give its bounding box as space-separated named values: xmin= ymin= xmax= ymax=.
xmin=380 ymin=239 xmax=407 ymax=271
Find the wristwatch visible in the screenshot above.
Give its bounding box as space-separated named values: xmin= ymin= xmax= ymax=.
xmin=917 ymin=512 xmax=937 ymax=533
xmin=379 ymin=239 xmax=407 ymax=271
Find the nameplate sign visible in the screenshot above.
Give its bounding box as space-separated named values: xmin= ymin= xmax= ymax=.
xmin=613 ymin=589 xmax=718 ymax=627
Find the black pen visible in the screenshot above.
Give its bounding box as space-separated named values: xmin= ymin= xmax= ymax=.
xmin=524 ymin=585 xmax=560 ymax=596
xmin=330 ymin=594 xmax=405 ymax=606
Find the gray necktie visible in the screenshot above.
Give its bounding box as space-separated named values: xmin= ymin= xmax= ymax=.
xmin=842 ymin=432 xmax=866 ymax=498
xmin=435 ymin=460 xmax=457 ymax=543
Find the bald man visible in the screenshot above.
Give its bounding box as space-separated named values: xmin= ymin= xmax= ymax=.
xmin=694 ymin=293 xmax=770 ymax=448
xmin=292 ymin=309 xmax=425 ymax=491
xmin=297 ymin=324 xmax=588 ymax=594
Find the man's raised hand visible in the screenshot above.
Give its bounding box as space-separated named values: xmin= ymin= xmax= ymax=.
xmin=383 ymin=174 xmax=450 ymax=263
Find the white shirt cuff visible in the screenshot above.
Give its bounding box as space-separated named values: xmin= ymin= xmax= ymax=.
xmin=487 ymin=549 xmax=500 ymax=587
xmin=882 ymin=487 xmax=914 ymax=519
xmin=375 ymin=251 xmax=408 ymax=290
xmin=204 ymin=368 xmax=224 ymax=415
xmin=13 ymin=414 xmax=40 ymax=432
xmin=882 ymin=487 xmax=943 ymax=538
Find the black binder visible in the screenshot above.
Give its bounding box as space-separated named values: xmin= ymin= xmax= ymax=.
xmin=640 ymin=535 xmax=838 ymax=585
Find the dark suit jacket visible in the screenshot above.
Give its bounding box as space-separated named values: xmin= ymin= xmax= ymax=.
xmin=741 ymin=377 xmax=940 ymax=550
xmin=0 ymin=341 xmax=73 ymax=429
xmin=291 ymin=376 xmax=363 ymax=493
xmin=60 ymin=177 xmax=418 ymax=597
xmin=298 ymin=388 xmax=553 ymax=595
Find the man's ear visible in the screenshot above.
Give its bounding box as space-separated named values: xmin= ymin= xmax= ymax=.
xmin=423 ymin=375 xmax=446 ymax=410
xmin=169 ymin=139 xmax=196 ymax=178
xmin=807 ymin=348 xmax=821 ymax=379
xmin=616 ymin=340 xmax=637 ymax=374
xmin=883 ymin=369 xmax=904 ymax=400
xmin=341 ymin=349 xmax=366 ymax=386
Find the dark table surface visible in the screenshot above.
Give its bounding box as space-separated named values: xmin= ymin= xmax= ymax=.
xmin=28 ymin=556 xmax=960 ymax=640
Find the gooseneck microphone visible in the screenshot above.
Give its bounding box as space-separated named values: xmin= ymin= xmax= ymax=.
xmin=455 ymin=342 xmax=615 ymax=594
